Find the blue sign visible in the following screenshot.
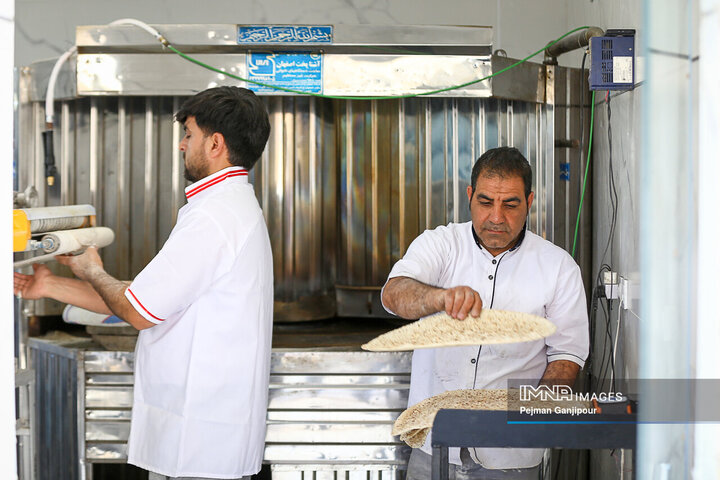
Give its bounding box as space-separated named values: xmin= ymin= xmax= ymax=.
xmin=246 ymin=52 xmax=323 ymax=94
xmin=238 ymin=26 xmax=333 ymax=44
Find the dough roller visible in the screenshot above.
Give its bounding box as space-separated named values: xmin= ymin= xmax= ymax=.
xmin=13 ymin=204 xmax=115 ymax=268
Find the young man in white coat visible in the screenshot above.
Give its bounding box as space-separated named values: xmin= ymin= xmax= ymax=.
xmin=15 ymin=86 xmax=274 ymax=480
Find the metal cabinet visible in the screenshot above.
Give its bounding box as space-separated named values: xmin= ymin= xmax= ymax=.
xmin=29 ymin=338 xmax=411 ymax=479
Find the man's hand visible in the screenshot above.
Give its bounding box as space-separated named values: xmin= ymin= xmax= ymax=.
xmin=382 ymin=276 xmax=483 ymax=320
xmin=58 ymin=247 xmax=154 ymax=330
xmin=57 ymin=247 xmax=104 ymax=281
xmin=14 ymin=263 xmax=54 ymax=299
xmin=539 ymin=360 xmax=580 ymax=387
xmin=437 ymin=286 xmax=483 ymax=320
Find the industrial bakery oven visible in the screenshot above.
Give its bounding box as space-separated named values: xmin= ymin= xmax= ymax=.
xmin=15 ymin=23 xmax=591 ymax=480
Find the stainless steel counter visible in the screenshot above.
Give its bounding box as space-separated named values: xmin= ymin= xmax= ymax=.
xmin=28 ymin=337 xmax=412 ymax=480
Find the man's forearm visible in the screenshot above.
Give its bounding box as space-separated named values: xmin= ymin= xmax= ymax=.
xmin=382 ymin=277 xmax=443 ymax=319
xmin=84 ymin=267 xmax=154 ymax=330
xmin=42 ymin=276 xmax=112 ymax=315
xmin=540 ymin=360 xmax=580 ymax=387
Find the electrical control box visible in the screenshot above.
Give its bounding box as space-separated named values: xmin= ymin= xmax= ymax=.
xmin=589 ymin=29 xmax=636 ymax=91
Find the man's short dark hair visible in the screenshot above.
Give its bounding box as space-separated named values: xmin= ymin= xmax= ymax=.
xmin=175 ymin=86 xmax=270 ymax=170
xmin=470 ymin=146 xmax=533 ymax=198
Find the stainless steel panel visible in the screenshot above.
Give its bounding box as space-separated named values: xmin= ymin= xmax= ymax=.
xmin=267 ymin=411 xmax=400 ymax=422
xmin=28 ymin=340 xmax=80 ymax=480
xmin=26 ymin=57 xmax=77 ymax=102
xmin=84 ymin=351 xmax=134 ymax=373
xmin=76 ymin=52 xmax=491 ymax=97
xmin=270 ymin=351 xmax=412 ymax=374
xmin=85 ymin=386 xmax=134 ymax=408
xmin=552 ymin=65 xmax=592 ymax=287
xmin=76 ymin=350 xmax=88 ymax=480
xmin=264 ymin=445 xmax=409 ymax=463
xmin=76 ymin=24 xmax=492 ymax=50
xmin=267 ymin=387 xmax=408 ymax=410
xmin=86 ymin=443 xmax=128 ymax=461
xmin=28 ymin=343 xmax=412 ymax=473
xmin=86 ymin=373 xmax=134 ymax=385
xmin=270 ymin=374 xmax=409 ymax=386
xmin=77 ymin=54 xmax=249 ymax=96
xmin=489 ymin=56 xmax=546 ymax=104
xmin=19 ymin=60 xmax=580 ymax=319
xmin=86 ymin=421 xmax=131 ymax=442
xmin=265 ymin=423 xmax=397 ymax=443
xmin=323 ymin=56 xmax=491 ymax=97
xmin=271 ymin=465 xmax=402 ymax=480
xmin=85 ymin=410 xmax=132 ymax=421
xmin=77 ymin=24 xmax=241 ymax=48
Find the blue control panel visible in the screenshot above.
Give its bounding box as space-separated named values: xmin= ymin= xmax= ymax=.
xmin=590 ymin=29 xmax=636 ymax=91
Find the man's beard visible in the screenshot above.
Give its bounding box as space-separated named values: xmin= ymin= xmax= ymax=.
xmin=183 ymin=154 xmax=208 ymax=183
xmin=184 ymin=166 xmax=199 ymax=183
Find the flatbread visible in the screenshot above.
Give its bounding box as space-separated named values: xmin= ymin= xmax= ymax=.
xmin=399 ymin=428 xmax=428 ymax=447
xmin=393 ymin=389 xmax=509 ymax=441
xmin=393 ymin=389 xmax=591 ymax=448
xmin=362 ymin=310 xmax=556 ymax=351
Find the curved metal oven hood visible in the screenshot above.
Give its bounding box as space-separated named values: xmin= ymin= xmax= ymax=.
xmin=19 ymin=24 xmax=582 ymax=322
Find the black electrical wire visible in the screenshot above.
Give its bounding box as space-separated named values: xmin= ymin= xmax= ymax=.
xmin=597 ymin=95 xmax=618 ymax=268
xmin=604 ymin=95 xmax=620 ymax=392
xmin=588 ymin=91 xmax=622 ymax=394
xmin=602 ymin=295 xmax=617 ymax=392
xmin=595 ymin=270 xmax=614 ymax=392
xmin=596 ymin=286 xmax=617 ymax=393
xmin=587 ymin=264 xmax=611 ymax=390
xmin=592 ymin=263 xmax=617 ymax=393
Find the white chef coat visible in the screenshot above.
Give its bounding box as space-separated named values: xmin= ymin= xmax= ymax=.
xmin=382 ymin=221 xmax=588 ymax=469
xmin=124 ymin=166 xmax=273 ymax=478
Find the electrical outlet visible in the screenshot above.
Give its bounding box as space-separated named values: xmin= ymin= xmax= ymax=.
xmin=602 ymin=271 xmax=619 ymax=300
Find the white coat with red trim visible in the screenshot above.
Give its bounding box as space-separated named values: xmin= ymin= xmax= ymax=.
xmin=124 ymin=166 xmax=273 ymax=478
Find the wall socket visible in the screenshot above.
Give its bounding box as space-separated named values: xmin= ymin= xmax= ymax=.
xmin=603 ymin=271 xmax=620 ymax=300
xmin=602 ymin=271 xmax=632 ymax=310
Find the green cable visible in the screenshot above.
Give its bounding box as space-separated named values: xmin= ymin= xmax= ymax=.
xmin=571 ymin=90 xmax=596 ymax=258
xmin=166 ymin=25 xmax=592 ymax=100
xmin=167 ymin=25 xmax=596 ymax=254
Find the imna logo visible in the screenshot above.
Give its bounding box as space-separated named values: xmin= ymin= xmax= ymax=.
xmin=519 ymin=384 xmax=574 ymax=401
xmin=518 ymin=385 xmax=624 ymax=403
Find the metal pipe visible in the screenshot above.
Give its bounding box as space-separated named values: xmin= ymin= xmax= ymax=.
xmin=544 ymin=27 xmax=604 ymax=62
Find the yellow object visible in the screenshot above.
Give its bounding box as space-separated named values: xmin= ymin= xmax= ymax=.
xmin=13 ymin=210 xmax=31 ymax=252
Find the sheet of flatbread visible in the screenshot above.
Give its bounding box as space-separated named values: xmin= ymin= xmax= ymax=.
xmin=400 ymin=428 xmax=428 ymax=447
xmin=393 ymin=389 xmax=591 ymax=448
xmin=362 ymin=310 xmax=556 ymax=351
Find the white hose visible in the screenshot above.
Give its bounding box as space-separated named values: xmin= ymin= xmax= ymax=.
xmin=45 ymin=46 xmax=77 ymax=125
xmin=45 ymin=18 xmax=168 ymax=125
xmin=109 ymin=18 xmax=167 ymax=45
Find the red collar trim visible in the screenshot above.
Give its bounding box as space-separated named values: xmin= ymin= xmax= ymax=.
xmin=185 ymin=167 xmax=248 ymax=200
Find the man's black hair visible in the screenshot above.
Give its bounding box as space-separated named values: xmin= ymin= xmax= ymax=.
xmin=470 ymin=146 xmax=533 ymax=198
xmin=175 ymin=86 xmax=270 ymax=170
